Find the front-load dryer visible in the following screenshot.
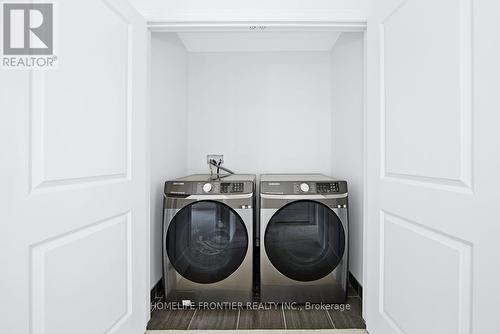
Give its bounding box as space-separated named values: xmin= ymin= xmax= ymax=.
xmin=260 ymin=174 xmax=348 ymax=303
xmin=163 ymin=174 xmax=255 ymax=303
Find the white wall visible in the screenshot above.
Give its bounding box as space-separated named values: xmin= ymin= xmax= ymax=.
xmin=186 ymin=51 xmax=332 ymax=175
xmin=129 ymin=0 xmax=368 ymax=21
xmin=150 ymin=33 xmax=188 ymax=287
xmin=330 ymin=32 xmax=364 ymax=284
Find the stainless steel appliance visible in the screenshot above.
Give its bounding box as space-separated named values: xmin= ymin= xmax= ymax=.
xmin=260 ymin=174 xmax=348 ymax=303
xmin=163 ymin=174 xmax=255 ymax=303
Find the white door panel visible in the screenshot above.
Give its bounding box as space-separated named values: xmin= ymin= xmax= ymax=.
xmin=381 ymin=0 xmax=471 ymax=187
xmin=0 ymin=0 xmax=148 ymax=333
xmin=366 ymin=0 xmax=500 ymax=333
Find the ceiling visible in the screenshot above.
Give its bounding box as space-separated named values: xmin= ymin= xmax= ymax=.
xmin=177 ymin=31 xmax=342 ymax=52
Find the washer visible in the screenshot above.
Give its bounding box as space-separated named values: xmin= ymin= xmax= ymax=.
xmin=163 ymin=174 xmax=255 ymax=303
xmin=260 ymin=174 xmax=348 ymax=303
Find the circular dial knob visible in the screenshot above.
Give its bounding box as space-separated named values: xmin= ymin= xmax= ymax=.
xmin=300 ymin=183 xmax=310 ymax=192
xmin=202 ymin=183 xmax=212 ymax=193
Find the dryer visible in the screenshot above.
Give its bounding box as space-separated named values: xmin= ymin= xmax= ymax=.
xmin=163 ymin=174 xmax=255 ymax=303
xmin=260 ymin=174 xmax=348 ymax=303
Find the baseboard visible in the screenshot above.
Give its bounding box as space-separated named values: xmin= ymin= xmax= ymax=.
xmin=151 ymin=279 xmax=164 ymax=303
xmin=152 ymin=275 xmax=362 ymax=302
xmin=348 ymin=272 xmax=363 ymax=299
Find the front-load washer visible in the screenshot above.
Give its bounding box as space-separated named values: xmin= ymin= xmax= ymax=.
xmin=260 ymin=174 xmax=348 ymax=303
xmin=163 ymin=174 xmax=255 ymax=303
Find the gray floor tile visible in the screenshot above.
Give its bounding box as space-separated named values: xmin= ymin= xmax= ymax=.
xmin=238 ymin=308 xmax=285 ymax=329
xmin=147 ymin=297 xmax=366 ymax=330
xmin=188 ymin=309 xmax=238 ymax=330
xmin=147 ymin=309 xmax=195 ymax=330
xmin=284 ymin=307 xmax=334 ymax=329
xmin=328 ymin=297 xmax=366 ymax=329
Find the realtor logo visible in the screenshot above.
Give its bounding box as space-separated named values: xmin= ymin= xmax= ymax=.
xmin=2 ymin=2 xmax=57 ymax=68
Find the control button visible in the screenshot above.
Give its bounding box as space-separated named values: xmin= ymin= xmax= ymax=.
xmin=202 ymin=183 xmax=212 ymax=193
xmin=300 ymin=183 xmax=310 ymax=192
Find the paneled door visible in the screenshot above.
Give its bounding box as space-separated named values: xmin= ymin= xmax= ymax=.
xmin=366 ymin=0 xmax=500 ymax=333
xmin=0 ymin=0 xmax=148 ymax=333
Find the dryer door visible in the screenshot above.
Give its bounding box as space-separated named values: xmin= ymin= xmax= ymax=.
xmin=166 ymin=200 xmax=248 ymax=284
xmin=264 ymin=200 xmax=346 ymax=281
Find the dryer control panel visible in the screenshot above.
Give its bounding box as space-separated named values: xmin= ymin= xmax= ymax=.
xmin=292 ymin=182 xmax=340 ymax=194
xmin=293 ymin=182 xmax=316 ymax=193
xmin=261 ymin=179 xmax=347 ymax=195
xmin=316 ymin=182 xmax=340 ymax=193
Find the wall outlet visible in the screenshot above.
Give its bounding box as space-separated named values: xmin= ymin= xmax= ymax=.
xmin=207 ymin=154 xmax=224 ymax=164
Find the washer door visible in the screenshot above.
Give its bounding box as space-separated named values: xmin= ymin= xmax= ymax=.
xmin=264 ymin=200 xmax=346 ymax=282
xmin=166 ymin=200 xmax=248 ymax=284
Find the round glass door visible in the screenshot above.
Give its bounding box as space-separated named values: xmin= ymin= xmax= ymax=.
xmin=166 ymin=200 xmax=248 ymax=284
xmin=264 ymin=200 xmax=345 ymax=282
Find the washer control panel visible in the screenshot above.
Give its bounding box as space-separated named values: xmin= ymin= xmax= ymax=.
xmin=220 ymin=182 xmax=244 ymax=193
xmin=202 ymin=183 xmax=213 ymax=192
xmin=165 ymin=175 xmax=255 ymax=196
xmin=195 ymin=181 xmax=251 ymax=194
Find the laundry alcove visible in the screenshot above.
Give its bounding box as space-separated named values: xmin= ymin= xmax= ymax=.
xmin=148 ymin=27 xmax=365 ymax=329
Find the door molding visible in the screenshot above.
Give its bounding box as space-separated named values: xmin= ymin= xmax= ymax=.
xmin=147 ymin=18 xmax=367 ymax=32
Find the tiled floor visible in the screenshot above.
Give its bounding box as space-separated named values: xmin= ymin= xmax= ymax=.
xmin=148 ymin=284 xmax=365 ymax=330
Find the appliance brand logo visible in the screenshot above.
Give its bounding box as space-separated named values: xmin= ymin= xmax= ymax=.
xmin=2 ymin=2 xmax=57 ymax=69
xmin=268 ymin=182 xmax=281 ymax=186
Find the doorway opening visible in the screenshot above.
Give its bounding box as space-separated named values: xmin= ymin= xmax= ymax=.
xmin=147 ymin=23 xmax=367 ymax=331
